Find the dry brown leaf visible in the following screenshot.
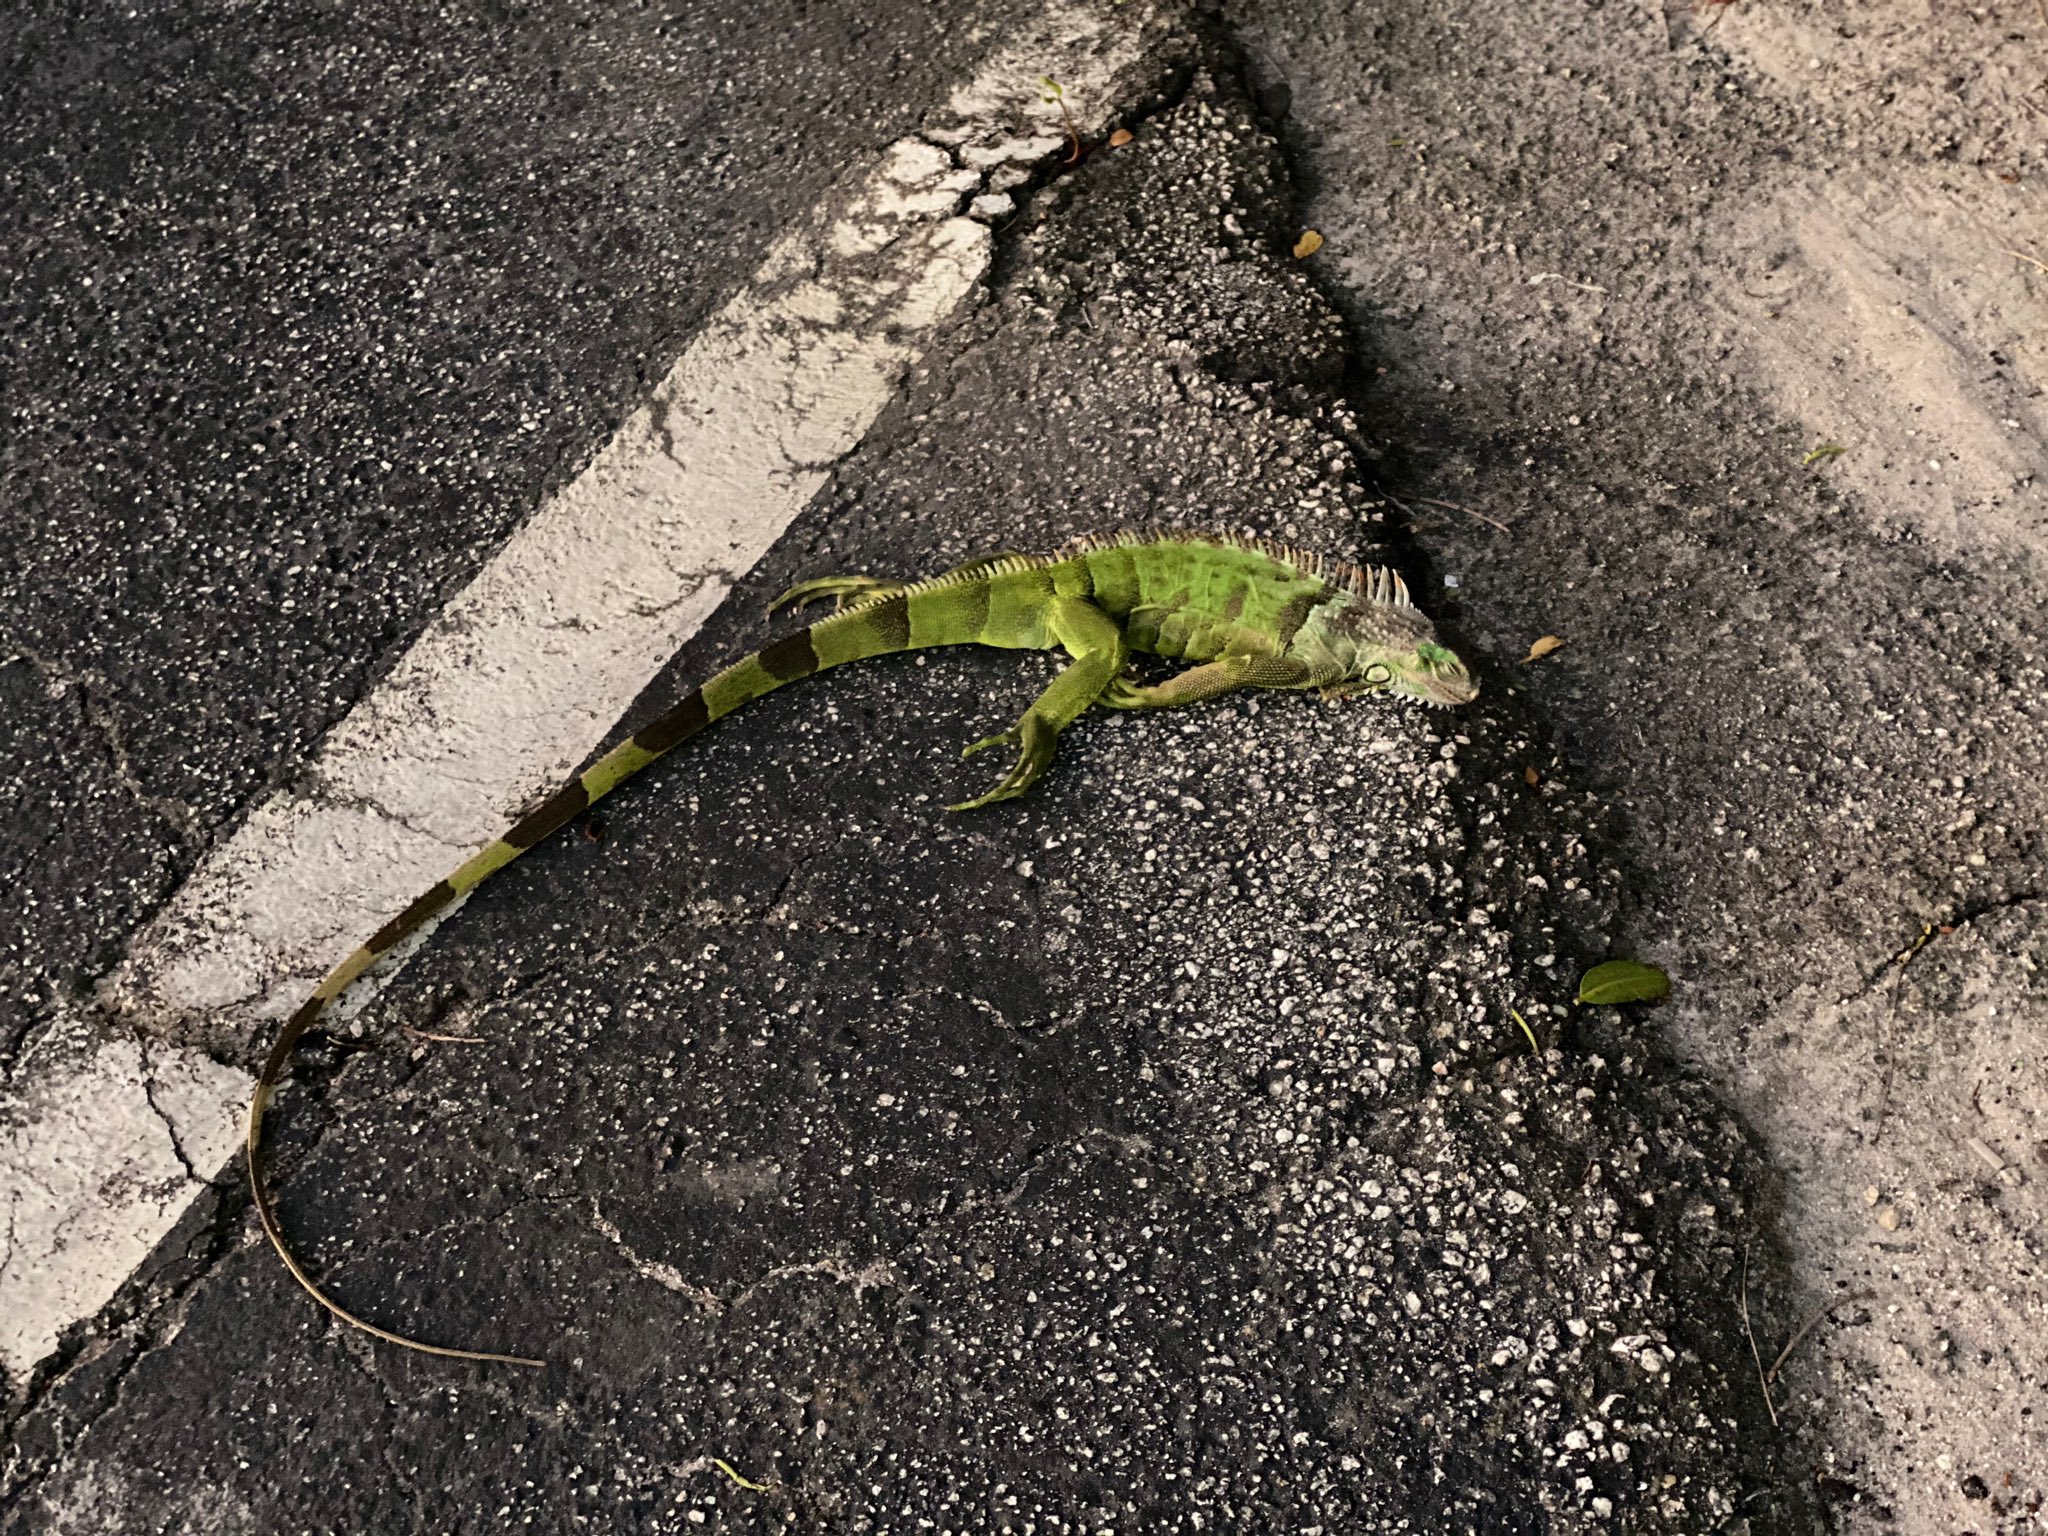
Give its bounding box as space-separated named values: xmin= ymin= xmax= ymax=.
xmin=1522 ymin=635 xmax=1565 ymax=663
xmin=1292 ymin=230 xmax=1324 ymax=259
xmin=1523 ymin=765 xmax=1540 ymax=787
xmin=1108 ymin=128 xmax=1134 ymax=148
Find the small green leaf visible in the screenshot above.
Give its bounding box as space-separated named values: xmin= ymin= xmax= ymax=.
xmin=1801 ymin=442 xmax=1845 ymax=466
xmin=1037 ymin=75 xmax=1065 ymax=102
xmin=1577 ymin=960 xmax=1670 ymax=1006
xmin=1509 ymin=1007 xmax=1540 ymax=1055
xmin=712 ymin=1459 xmax=770 ymax=1492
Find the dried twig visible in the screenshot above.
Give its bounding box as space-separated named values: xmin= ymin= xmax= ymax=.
xmin=1964 ymin=1135 xmax=2023 ymax=1186
xmin=1374 ymin=483 xmax=1514 ymax=535
xmin=403 ymin=1023 xmax=486 ymax=1045
xmin=2003 ymin=246 xmax=2048 ymax=275
xmin=1740 ymin=1246 xmax=1780 ymax=1427
xmin=1412 ymin=495 xmax=1514 ymax=534
xmin=1766 ymin=1289 xmax=1876 ymax=1385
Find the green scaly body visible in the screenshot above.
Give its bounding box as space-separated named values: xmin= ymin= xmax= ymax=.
xmin=250 ymin=529 xmax=1476 ymax=1364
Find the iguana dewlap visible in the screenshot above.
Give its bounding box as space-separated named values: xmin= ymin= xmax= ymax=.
xmin=249 ymin=529 xmax=1477 ymax=1364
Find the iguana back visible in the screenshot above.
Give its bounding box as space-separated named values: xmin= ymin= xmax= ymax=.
xmin=247 ymin=529 xmax=1476 ymax=1363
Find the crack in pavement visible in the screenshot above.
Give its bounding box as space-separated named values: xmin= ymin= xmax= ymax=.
xmin=296 ymin=776 xmax=473 ymax=853
xmin=588 ymin=1196 xmax=725 ymax=1313
xmin=580 ymin=1128 xmax=1154 ymax=1320
xmin=7 ymin=646 xmax=206 ymax=855
xmin=134 ymin=1042 xmax=203 ymax=1189
xmin=0 ymin=1196 xmax=19 ymax=1295
xmin=0 ymin=1179 xmax=246 ymax=1520
xmin=1841 ymin=885 xmax=2048 ymax=1003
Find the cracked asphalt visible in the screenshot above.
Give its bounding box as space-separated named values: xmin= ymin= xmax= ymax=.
xmin=0 ymin=0 xmax=1049 ymax=1064
xmin=5 ymin=0 xmax=2044 ymax=1532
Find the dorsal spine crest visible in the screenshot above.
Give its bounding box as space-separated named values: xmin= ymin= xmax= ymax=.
xmin=836 ymin=527 xmax=1414 ymax=616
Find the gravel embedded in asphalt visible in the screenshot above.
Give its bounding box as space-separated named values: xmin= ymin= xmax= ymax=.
xmin=4 ymin=39 xmax=1816 ymax=1531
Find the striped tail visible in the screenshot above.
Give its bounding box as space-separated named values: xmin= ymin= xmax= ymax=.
xmin=247 ymin=591 xmax=924 ymax=1364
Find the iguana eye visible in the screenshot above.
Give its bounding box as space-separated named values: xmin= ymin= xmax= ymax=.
xmin=1362 ymin=663 xmax=1392 ymax=687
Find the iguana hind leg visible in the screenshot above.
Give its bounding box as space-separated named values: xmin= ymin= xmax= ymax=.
xmin=771 ymin=574 xmax=905 ymax=614
xmin=949 ymin=597 xmax=1125 ymax=811
xmin=772 ymin=551 xmax=1024 ymax=617
xmin=1100 ymin=654 xmax=1314 ymax=710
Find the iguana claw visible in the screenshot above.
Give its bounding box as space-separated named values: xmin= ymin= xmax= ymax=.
xmin=948 ymin=716 xmax=1054 ymax=810
xmin=1099 ymin=675 xmax=1148 ymax=709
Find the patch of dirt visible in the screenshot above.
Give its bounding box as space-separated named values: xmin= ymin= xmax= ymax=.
xmin=1702 ymin=0 xmax=2048 ymax=552
xmin=1743 ymin=901 xmax=2047 ymax=1525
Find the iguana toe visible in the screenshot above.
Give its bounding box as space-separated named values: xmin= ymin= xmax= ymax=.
xmin=959 ymin=727 xmax=1020 ymax=760
xmin=948 ymin=717 xmax=1054 ymax=810
xmin=1098 ymin=675 xmax=1148 ymax=709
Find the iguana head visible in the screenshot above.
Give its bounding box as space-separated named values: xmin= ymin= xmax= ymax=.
xmin=1308 ymin=570 xmax=1479 ymax=708
xmin=1371 ymin=635 xmax=1479 ymax=707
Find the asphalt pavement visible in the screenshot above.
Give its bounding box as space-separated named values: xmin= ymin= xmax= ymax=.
xmin=0 ymin=0 xmax=1046 ymax=1061
xmin=4 ymin=0 xmax=2042 ymax=1532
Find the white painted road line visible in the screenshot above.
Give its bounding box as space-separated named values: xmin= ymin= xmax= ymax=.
xmin=102 ymin=3 xmax=1145 ymax=1043
xmin=0 ymin=3 xmax=1155 ymax=1388
xmin=1 ymin=1008 xmax=246 ymax=1387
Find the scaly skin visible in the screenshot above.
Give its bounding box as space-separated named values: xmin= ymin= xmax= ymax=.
xmin=248 ymin=529 xmax=1476 ymax=1364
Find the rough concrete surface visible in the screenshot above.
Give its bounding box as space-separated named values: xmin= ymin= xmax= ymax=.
xmin=8 ymin=26 xmax=1818 ymax=1535
xmin=1235 ymin=0 xmax=2047 ymax=1528
xmin=1 ymin=0 xmax=2040 ymax=1532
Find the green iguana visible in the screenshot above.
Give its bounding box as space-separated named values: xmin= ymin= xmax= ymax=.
xmin=250 ymin=529 xmax=1477 ymax=1365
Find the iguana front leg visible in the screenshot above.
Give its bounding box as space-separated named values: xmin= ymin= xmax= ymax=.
xmin=1100 ymin=653 xmax=1315 ymax=710
xmin=950 ymin=597 xmax=1125 ymax=810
